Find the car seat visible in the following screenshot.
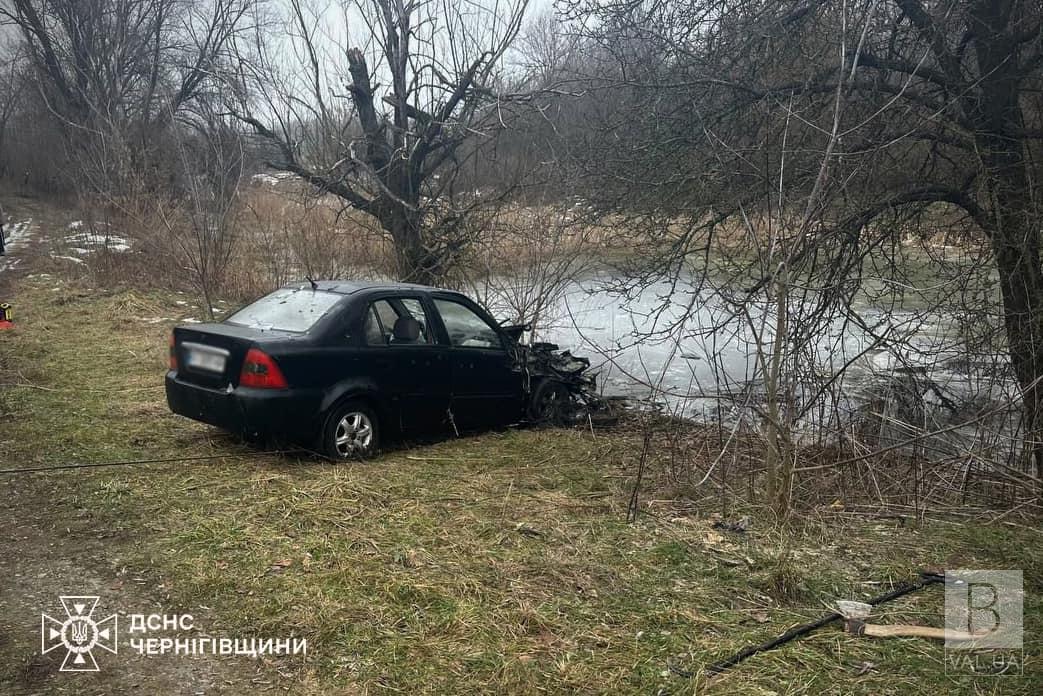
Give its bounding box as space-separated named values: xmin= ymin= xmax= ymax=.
xmin=391 ymin=316 xmax=422 ymax=344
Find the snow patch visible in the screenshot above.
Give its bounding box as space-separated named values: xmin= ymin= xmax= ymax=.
xmin=67 ymin=220 xmax=109 ymax=230
xmin=1 ymin=219 xmax=34 ymax=271
xmin=6 ymin=218 xmax=34 ymax=242
xmin=52 ymin=255 xmax=85 ymax=264
xmin=251 ymin=173 xmax=281 ymax=186
xmin=65 ymin=231 xmax=131 ymax=253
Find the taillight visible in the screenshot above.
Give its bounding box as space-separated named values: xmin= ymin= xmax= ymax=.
xmin=239 ymin=348 xmax=288 ymax=389
xmin=169 ymin=332 xmax=177 ymax=371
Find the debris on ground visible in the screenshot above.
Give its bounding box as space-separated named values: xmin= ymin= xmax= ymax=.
xmin=712 ymin=515 xmax=750 ymax=533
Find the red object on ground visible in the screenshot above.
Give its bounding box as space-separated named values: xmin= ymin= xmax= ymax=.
xmin=0 ymin=320 xmax=13 ymax=330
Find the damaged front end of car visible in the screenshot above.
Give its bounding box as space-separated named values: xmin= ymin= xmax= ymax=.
xmin=514 ymin=338 xmax=615 ymax=426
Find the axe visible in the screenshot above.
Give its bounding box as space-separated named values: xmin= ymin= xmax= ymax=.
xmin=835 ymin=599 xmax=986 ymax=641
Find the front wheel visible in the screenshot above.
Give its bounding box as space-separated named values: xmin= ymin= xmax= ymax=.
xmin=321 ymin=400 xmax=379 ymax=460
xmin=527 ymin=379 xmax=578 ymax=426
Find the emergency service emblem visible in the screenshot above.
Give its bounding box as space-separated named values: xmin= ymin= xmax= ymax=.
xmin=41 ymin=596 xmax=118 ymax=671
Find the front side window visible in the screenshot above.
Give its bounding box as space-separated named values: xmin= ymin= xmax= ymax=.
xmin=226 ymin=287 xmax=341 ymax=333
xmin=363 ymin=298 xmax=433 ymax=346
xmin=434 ymin=299 xmax=502 ymax=349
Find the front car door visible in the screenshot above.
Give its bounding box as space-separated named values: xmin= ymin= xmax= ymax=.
xmin=430 ymin=295 xmax=525 ymax=429
xmin=359 ymin=295 xmax=450 ymax=434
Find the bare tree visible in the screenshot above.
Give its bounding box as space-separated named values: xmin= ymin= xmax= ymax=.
xmin=556 ymin=0 xmax=1043 ymax=493
xmin=463 ymin=198 xmax=601 ymax=338
xmin=0 ymin=39 xmax=24 ymax=176
xmin=154 ymin=105 xmax=245 ymax=318
xmin=233 ymin=0 xmax=530 ymax=284
xmin=0 ymin=0 xmax=254 ymax=193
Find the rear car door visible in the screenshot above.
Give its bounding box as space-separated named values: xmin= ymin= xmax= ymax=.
xmin=359 ymin=295 xmax=450 ymax=434
xmin=431 ymin=296 xmax=524 ymax=428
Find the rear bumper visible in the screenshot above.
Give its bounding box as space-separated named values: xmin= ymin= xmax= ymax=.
xmin=165 ymin=372 xmax=322 ymax=438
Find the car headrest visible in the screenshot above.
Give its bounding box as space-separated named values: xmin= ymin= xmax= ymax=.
xmin=392 ymin=316 xmax=421 ymax=342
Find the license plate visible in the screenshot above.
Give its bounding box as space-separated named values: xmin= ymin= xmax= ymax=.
xmin=184 ymin=343 xmax=228 ymax=373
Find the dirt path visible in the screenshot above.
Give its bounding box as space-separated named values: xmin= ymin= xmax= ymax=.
xmin=0 ymin=195 xmax=39 ymax=279
xmin=0 ymin=197 xmax=273 ymax=695
xmin=0 ymin=476 xmax=274 ymax=695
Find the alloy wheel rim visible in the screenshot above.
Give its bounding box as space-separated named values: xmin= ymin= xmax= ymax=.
xmin=334 ymin=411 xmax=374 ymax=456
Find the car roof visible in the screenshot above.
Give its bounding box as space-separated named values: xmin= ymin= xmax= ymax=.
xmin=284 ymin=280 xmax=460 ymax=296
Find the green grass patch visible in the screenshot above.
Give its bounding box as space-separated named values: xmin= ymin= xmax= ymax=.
xmin=1 ymin=275 xmax=1040 ymax=693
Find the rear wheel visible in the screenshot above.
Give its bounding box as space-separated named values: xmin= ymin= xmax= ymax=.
xmin=321 ymin=400 xmax=379 ymax=460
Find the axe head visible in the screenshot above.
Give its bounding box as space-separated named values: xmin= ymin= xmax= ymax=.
xmin=835 ymin=600 xmax=873 ymax=620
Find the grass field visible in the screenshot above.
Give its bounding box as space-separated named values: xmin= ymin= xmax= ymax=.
xmin=1 ymin=266 xmax=1040 ymax=693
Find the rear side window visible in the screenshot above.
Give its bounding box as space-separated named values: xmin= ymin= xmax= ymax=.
xmin=226 ymin=288 xmax=341 ymax=332
xmin=363 ymin=298 xmax=433 ymax=345
xmin=433 ymin=299 xmax=502 ymax=349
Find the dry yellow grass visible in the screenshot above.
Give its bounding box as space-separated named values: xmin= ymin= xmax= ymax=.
xmin=0 ymin=274 xmax=1040 ymax=694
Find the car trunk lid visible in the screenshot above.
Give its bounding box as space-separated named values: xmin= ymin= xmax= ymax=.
xmin=172 ymin=323 xmax=290 ymax=389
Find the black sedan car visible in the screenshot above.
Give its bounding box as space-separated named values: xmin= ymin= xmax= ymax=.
xmin=165 ymin=281 xmax=594 ymax=458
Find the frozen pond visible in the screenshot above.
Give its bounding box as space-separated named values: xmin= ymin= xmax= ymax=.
xmin=482 ymin=273 xmax=1017 ymax=433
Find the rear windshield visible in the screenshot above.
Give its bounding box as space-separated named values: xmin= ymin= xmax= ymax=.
xmin=225 ymin=288 xmax=341 ymax=332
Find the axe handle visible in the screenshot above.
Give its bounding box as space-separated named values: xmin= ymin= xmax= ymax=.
xmin=862 ymin=623 xmax=983 ymax=641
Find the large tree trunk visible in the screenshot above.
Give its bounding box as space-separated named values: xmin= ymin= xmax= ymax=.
xmin=971 ymin=0 xmax=1043 ymax=479
xmin=991 ymin=222 xmax=1043 ymax=479
xmin=384 ymin=206 xmax=437 ymax=286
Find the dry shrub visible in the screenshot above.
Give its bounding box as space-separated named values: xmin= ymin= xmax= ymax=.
xmin=64 ymin=184 xmax=399 ymax=307
xmin=754 ymin=552 xmax=813 ymax=602
xmin=53 ymin=196 xmax=189 ymax=293
xmin=459 ymin=201 xmax=607 ymax=332
xmin=614 ymin=411 xmax=1041 ymax=521
xmin=224 ymin=187 xmax=395 ymax=301
xmin=65 ymin=184 xmax=617 ymax=327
